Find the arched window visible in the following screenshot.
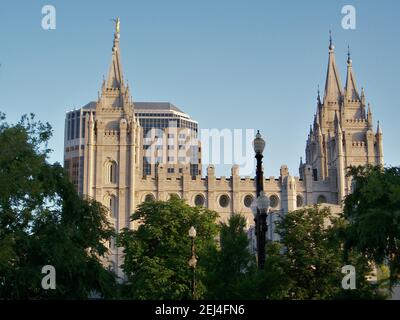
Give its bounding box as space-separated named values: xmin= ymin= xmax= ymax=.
xmin=243 ymin=195 xmax=254 ymax=208
xmin=109 ymin=195 xmax=117 ymax=218
xmin=269 ymin=195 xmax=279 ymax=208
xmin=296 ymin=195 xmax=304 ymax=208
xmin=194 ymin=194 xmax=205 ymax=207
xmin=317 ymin=195 xmax=327 ymax=204
xmin=106 ymin=161 xmax=117 ymax=184
xmin=219 ymin=194 xmax=230 ymax=208
xmin=144 ymin=193 xmax=155 ymax=202
xmin=169 ymin=193 xmax=180 ymax=200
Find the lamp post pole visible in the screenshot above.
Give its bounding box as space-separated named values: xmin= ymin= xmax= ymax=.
xmin=188 ymin=226 xmax=197 ymax=300
xmin=253 ymin=130 xmax=268 ymax=270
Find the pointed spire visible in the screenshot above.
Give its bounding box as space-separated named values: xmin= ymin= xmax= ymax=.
xmin=377 ymin=121 xmax=382 ymax=135
xmin=317 ymin=85 xmax=322 ymax=105
xmin=106 ymin=17 xmax=124 ymax=89
xmin=361 ymin=87 xmax=365 ymax=104
xmin=344 ymin=45 xmax=360 ymax=101
xmin=324 ymin=31 xmax=343 ymax=103
xmin=367 ymin=103 xmax=373 ymax=120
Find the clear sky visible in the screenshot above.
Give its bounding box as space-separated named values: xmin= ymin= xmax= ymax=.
xmin=0 ymin=0 xmax=399 ymax=177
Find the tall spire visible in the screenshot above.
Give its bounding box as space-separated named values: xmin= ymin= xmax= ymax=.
xmin=344 ymin=45 xmax=360 ymax=101
xmin=106 ymin=17 xmax=123 ymax=89
xmin=324 ymin=31 xmax=343 ymax=103
xmin=317 ymin=85 xmax=322 ymax=105
xmin=377 ymin=121 xmax=382 ymax=135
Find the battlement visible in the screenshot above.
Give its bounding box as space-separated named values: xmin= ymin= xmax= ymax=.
xmin=345 ymin=118 xmax=367 ymax=124
xmin=352 ymin=141 xmax=366 ymax=147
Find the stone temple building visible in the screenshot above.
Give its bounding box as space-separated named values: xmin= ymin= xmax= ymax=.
xmin=64 ymin=25 xmax=384 ymax=276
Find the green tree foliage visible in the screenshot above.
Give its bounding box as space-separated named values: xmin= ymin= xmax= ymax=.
xmin=344 ymin=165 xmax=400 ymax=289
xmin=264 ymin=206 xmax=382 ymax=299
xmin=203 ymin=213 xmax=257 ymax=299
xmin=117 ymin=196 xmax=219 ymax=299
xmin=0 ymin=113 xmax=116 ymax=299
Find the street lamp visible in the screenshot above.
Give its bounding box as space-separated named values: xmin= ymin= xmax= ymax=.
xmin=188 ymin=226 xmax=197 ymax=300
xmin=252 ymin=130 xmax=269 ymax=269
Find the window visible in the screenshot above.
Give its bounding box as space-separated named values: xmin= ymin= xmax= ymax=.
xmin=106 ymin=161 xmax=117 ymax=184
xmin=269 ymin=195 xmax=279 ymax=208
xmin=244 ymin=195 xmax=254 ymax=208
xmin=109 ymin=195 xmax=117 ymax=218
xmin=167 ymin=168 xmax=175 ymax=173
xmin=168 ymin=156 xmax=175 ymax=162
xmin=144 ymin=194 xmax=155 ymax=202
xmin=313 ymin=169 xmax=318 ymax=181
xmin=143 ymin=157 xmax=151 ymax=176
xmin=168 ymin=133 xmax=175 ymax=138
xmin=194 ymin=194 xmax=205 ymax=207
xmin=219 ymin=195 xmax=230 ymax=208
xmin=190 ymin=164 xmax=199 ymax=176
xmin=296 ymin=195 xmax=304 ymax=207
xmin=317 ymin=195 xmax=327 ymax=204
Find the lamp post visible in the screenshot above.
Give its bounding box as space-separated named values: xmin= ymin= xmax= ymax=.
xmin=252 ymin=130 xmax=269 ymax=269
xmin=188 ymin=226 xmax=197 ymax=300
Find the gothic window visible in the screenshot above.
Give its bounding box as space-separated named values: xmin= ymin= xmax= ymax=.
xmin=269 ymin=195 xmax=279 ymax=208
xmin=296 ymin=195 xmax=304 ymax=208
xmin=243 ymin=195 xmax=254 ymax=208
xmin=317 ymin=195 xmax=327 ymax=204
xmin=106 ymin=161 xmax=117 ymax=184
xmin=109 ymin=195 xmax=117 ymax=218
xmin=219 ymin=195 xmax=230 ymax=208
xmin=194 ymin=194 xmax=205 ymax=207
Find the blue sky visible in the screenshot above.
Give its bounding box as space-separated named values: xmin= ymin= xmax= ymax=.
xmin=0 ymin=0 xmax=399 ymax=177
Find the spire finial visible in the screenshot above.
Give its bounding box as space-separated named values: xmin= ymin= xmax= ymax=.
xmin=347 ymin=45 xmax=352 ymax=64
xmin=329 ymin=30 xmax=334 ymax=50
xmin=377 ymin=121 xmax=382 ymax=134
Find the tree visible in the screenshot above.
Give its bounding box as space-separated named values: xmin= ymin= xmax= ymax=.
xmin=344 ymin=165 xmax=400 ymax=290
xmin=117 ymin=195 xmax=219 ymax=299
xmin=0 ymin=113 xmax=117 ymax=299
xmin=265 ymin=206 xmax=381 ymax=299
xmin=203 ymin=213 xmax=257 ymax=299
